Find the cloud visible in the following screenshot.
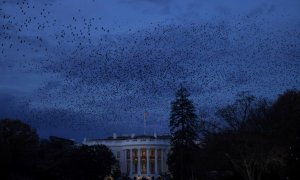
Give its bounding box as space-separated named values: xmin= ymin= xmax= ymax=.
xmin=121 ymin=0 xmax=172 ymax=5
xmin=1 ymin=0 xmax=56 ymax=4
xmin=44 ymin=18 xmax=299 ymax=92
xmin=0 ymin=0 xmax=299 ymax=140
xmin=30 ymin=18 xmax=299 ymax=139
xmin=0 ymin=92 xmax=133 ymax=140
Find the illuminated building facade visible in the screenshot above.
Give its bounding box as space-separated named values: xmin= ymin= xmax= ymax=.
xmin=83 ymin=133 xmax=171 ymax=180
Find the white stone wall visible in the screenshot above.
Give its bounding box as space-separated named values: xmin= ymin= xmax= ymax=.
xmin=83 ymin=136 xmax=171 ymax=179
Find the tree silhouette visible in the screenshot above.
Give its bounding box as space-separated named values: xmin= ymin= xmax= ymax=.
xmin=269 ymin=90 xmax=300 ymax=180
xmin=0 ymin=119 xmax=120 ymax=180
xmin=38 ymin=142 xmax=118 ymax=180
xmin=168 ymin=86 xmax=199 ymax=180
xmin=216 ymin=91 xmax=256 ymax=131
xmin=215 ymin=91 xmax=300 ymax=180
xmin=0 ymin=119 xmax=39 ymax=179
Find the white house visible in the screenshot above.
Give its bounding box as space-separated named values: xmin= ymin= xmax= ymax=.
xmin=83 ymin=133 xmax=171 ymax=180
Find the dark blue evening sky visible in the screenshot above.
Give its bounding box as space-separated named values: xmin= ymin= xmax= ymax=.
xmin=0 ymin=0 xmax=299 ymax=141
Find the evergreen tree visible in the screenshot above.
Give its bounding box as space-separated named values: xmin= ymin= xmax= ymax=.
xmin=168 ymin=86 xmax=199 ymax=180
xmin=0 ymin=119 xmax=39 ymax=179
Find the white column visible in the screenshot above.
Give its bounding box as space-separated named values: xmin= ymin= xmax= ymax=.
xmin=130 ymin=149 xmax=133 ymax=175
xmin=146 ymin=148 xmax=150 ymax=175
xmin=161 ymin=149 xmax=164 ymax=173
xmin=138 ymin=148 xmax=141 ymax=175
xmin=123 ymin=149 xmax=127 ymax=173
xmin=155 ymin=148 xmax=158 ymax=174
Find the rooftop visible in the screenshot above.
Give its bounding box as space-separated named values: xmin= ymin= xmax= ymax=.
xmin=89 ymin=133 xmax=171 ymax=141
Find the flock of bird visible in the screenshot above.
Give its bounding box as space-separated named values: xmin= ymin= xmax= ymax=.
xmin=0 ymin=0 xmax=299 ymax=139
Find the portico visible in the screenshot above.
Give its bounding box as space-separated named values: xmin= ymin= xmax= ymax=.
xmin=127 ymin=147 xmax=165 ymax=179
xmin=83 ymin=134 xmax=171 ymax=180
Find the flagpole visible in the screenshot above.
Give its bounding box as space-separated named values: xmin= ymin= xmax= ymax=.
xmin=144 ymin=111 xmax=148 ymax=135
xmin=144 ymin=112 xmax=146 ymax=135
xmin=144 ymin=113 xmax=146 ymax=135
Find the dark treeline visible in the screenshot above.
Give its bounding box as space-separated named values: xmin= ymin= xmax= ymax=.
xmin=167 ymin=88 xmax=300 ymax=180
xmin=0 ymin=120 xmax=120 ymax=180
xmin=0 ymin=89 xmax=299 ymax=180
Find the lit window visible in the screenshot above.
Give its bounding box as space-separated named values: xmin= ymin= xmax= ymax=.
xmin=150 ymin=149 xmax=155 ymax=157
